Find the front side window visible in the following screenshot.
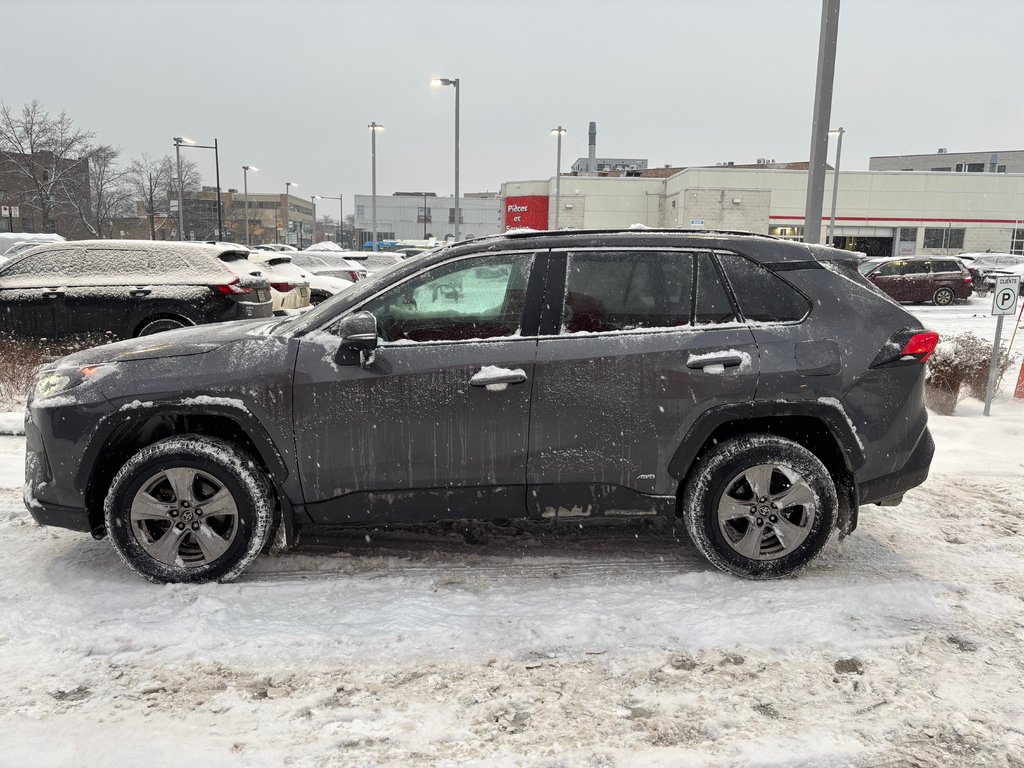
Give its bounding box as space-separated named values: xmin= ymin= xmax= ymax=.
xmin=360 ymin=252 xmax=533 ymax=343
xmin=0 ymin=248 xmax=80 ymax=285
xmin=561 ymin=250 xmax=694 ymax=333
xmin=873 ymin=260 xmax=906 ymax=277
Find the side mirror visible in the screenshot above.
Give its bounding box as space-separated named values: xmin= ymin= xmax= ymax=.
xmin=337 ymin=311 xmax=379 ymax=350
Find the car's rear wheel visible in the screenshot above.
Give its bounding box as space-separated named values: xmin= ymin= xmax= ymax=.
xmin=682 ymin=434 xmax=837 ymax=579
xmin=932 ymin=287 xmax=955 ymax=306
xmin=136 ymin=317 xmax=188 ymax=336
xmin=104 ymin=436 xmax=273 ymax=583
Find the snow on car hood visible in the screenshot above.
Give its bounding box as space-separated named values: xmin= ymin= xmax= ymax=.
xmin=58 ymin=319 xmax=279 ymax=365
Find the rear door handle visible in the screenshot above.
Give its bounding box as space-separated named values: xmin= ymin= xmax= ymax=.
xmin=130 ymin=288 xmax=152 ymax=296
xmin=42 ymin=290 xmax=64 ymax=299
xmin=470 ymin=367 xmax=528 ymax=387
xmin=687 ymin=353 xmax=745 ymax=370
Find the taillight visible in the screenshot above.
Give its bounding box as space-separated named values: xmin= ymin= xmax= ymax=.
xmin=346 ymin=271 xmax=360 ymax=282
xmin=270 ymin=282 xmax=296 ymax=293
xmin=215 ymin=279 xmax=254 ymax=295
xmin=871 ymin=329 xmax=939 ymax=367
xmin=901 ymin=331 xmax=939 ymax=363
xmin=964 ymin=276 xmax=973 ymax=283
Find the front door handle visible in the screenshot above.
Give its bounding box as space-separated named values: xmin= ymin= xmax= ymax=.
xmin=42 ymin=290 xmax=65 ymax=299
xmin=687 ymin=353 xmax=745 ymax=370
xmin=470 ymin=366 xmax=528 ymax=387
xmin=130 ymin=288 xmax=152 ymax=297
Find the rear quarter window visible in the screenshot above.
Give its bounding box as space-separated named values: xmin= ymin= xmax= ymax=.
xmin=717 ymin=252 xmax=810 ymax=323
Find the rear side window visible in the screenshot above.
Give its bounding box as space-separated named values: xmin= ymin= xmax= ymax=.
xmin=81 ymin=248 xmax=193 ymax=279
xmin=562 ymin=250 xmax=693 ymax=332
xmin=717 ymin=252 xmax=810 ymax=323
xmin=931 ymin=260 xmax=960 ymax=273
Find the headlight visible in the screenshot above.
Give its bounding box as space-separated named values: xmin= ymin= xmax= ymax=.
xmin=31 ymin=364 xmax=114 ymax=404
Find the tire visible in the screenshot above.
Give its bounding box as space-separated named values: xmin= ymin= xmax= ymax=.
xmin=932 ymin=287 xmax=955 ymax=306
xmin=136 ymin=317 xmax=187 ymax=336
xmin=104 ymin=435 xmax=273 ymax=584
xmin=682 ymin=434 xmax=838 ymax=579
xmin=310 ymin=291 xmax=331 ymax=306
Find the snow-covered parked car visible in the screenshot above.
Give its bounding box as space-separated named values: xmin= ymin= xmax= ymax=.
xmin=239 ymin=253 xmax=311 ymax=313
xmin=24 ymin=229 xmax=937 ymax=584
xmin=0 ymin=240 xmax=272 ymax=339
xmin=249 ymin=252 xmax=353 ymax=306
xmin=290 ymin=252 xmax=367 ymax=282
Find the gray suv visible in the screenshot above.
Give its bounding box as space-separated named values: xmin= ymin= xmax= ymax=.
xmin=23 ymin=230 xmax=936 ymax=583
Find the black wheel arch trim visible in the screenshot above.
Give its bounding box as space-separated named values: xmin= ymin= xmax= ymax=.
xmin=76 ymin=400 xmax=290 ymax=492
xmin=667 ymin=400 xmax=866 ymax=482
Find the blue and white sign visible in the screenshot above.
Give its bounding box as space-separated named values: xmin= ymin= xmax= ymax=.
xmin=690 ymin=219 xmax=705 ymax=227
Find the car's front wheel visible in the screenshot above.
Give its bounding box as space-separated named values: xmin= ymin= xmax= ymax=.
xmin=104 ymin=436 xmax=273 ymax=583
xmin=682 ymin=435 xmax=837 ymax=579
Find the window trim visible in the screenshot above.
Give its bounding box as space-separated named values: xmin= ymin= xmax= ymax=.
xmin=319 ymin=250 xmax=546 ymax=347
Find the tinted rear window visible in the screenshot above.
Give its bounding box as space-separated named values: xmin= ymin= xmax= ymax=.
xmin=717 ymin=252 xmax=810 ymax=323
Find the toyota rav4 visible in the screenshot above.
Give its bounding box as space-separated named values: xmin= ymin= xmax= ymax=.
xmin=23 ymin=229 xmax=936 ymax=583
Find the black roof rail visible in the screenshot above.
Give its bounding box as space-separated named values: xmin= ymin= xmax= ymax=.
xmin=500 ymin=227 xmax=784 ymax=241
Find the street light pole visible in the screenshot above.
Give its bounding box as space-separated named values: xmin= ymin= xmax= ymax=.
xmin=213 ymin=138 xmax=222 ymax=239
xmin=172 ymin=137 xmax=191 ymax=241
xmin=283 ymin=181 xmax=297 ymax=245
xmin=431 ymin=77 xmax=460 ymax=241
xmin=311 ymin=196 xmax=319 ymax=245
xmin=368 ymin=122 xmax=383 ymax=252
xmin=551 ymin=126 xmax=565 ymax=230
xmin=827 ymin=127 xmax=845 ymax=247
xmin=242 ymin=165 xmax=257 ymax=247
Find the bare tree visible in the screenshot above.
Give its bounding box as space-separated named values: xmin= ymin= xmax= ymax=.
xmin=64 ymin=145 xmax=132 ymax=238
xmin=124 ymin=153 xmax=201 ymax=239
xmin=0 ymin=99 xmax=95 ymax=232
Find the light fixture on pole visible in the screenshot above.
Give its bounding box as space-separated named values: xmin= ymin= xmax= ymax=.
xmin=242 ymin=165 xmax=257 ymax=247
xmin=826 ymin=127 xmax=845 ymax=247
xmin=283 ymin=181 xmax=297 ymax=245
xmin=172 ymin=136 xmax=195 ymax=241
xmin=368 ymin=122 xmax=383 ymax=252
xmin=311 ymin=194 xmax=343 ymax=244
xmin=430 ymin=77 xmax=460 ymax=241
xmin=551 ymin=126 xmax=566 ymax=230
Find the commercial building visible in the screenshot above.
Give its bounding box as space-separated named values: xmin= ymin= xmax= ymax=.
xmin=195 ymin=188 xmax=314 ymax=247
xmin=501 ymin=166 xmax=1024 ymax=258
xmin=869 ymin=149 xmax=1024 ymax=174
xmin=352 ymin=192 xmax=501 ymax=246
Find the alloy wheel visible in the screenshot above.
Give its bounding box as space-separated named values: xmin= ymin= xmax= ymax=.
xmin=717 ymin=463 xmax=816 ymax=560
xmin=129 ymin=467 xmax=239 ymax=567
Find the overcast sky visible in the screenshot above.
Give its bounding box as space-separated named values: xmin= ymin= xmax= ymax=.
xmin=6 ymin=0 xmax=1023 ymax=207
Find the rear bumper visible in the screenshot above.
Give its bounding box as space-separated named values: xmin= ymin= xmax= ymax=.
xmin=857 ymin=427 xmax=935 ymax=505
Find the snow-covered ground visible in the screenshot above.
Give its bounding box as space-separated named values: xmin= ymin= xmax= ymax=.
xmin=1 ymin=300 xmax=1023 ymax=767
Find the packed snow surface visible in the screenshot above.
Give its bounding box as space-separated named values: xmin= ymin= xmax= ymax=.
xmin=0 ymin=297 xmax=1021 ymax=765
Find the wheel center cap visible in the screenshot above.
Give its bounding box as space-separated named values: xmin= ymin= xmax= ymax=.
xmin=758 ymin=505 xmax=772 ymax=515
xmin=181 ymin=510 xmax=194 ymax=522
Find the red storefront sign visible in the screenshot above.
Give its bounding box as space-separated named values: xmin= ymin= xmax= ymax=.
xmin=504 ymin=195 xmax=549 ymax=231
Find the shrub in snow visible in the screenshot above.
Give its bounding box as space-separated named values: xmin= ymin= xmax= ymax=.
xmin=925 ymin=332 xmax=1012 ymax=415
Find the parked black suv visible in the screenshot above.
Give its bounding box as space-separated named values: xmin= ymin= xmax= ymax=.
xmin=23 ymin=230 xmax=936 ymax=583
xmin=0 ymin=240 xmax=272 ymax=339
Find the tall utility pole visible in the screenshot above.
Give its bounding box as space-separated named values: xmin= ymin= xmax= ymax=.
xmin=242 ymin=165 xmax=257 ymax=247
xmin=284 ymin=181 xmax=297 ymax=244
xmin=369 ymin=122 xmax=383 ymax=252
xmin=147 ymin=172 xmax=157 ymax=240
xmin=802 ymin=0 xmax=841 ymax=245
xmin=551 ymin=126 xmax=566 ymax=230
xmin=827 ymin=127 xmax=844 ymax=246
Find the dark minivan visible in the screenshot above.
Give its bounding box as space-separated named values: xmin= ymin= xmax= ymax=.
xmin=0 ymin=240 xmax=272 ymax=339
xmin=859 ymin=256 xmax=973 ymax=305
xmin=24 ymin=229 xmax=936 ymax=583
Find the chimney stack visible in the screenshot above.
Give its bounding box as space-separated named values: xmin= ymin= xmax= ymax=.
xmin=588 ymin=122 xmax=597 ymax=164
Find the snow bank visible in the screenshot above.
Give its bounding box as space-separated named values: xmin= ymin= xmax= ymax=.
xmin=0 ymin=411 xmax=24 ymax=436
